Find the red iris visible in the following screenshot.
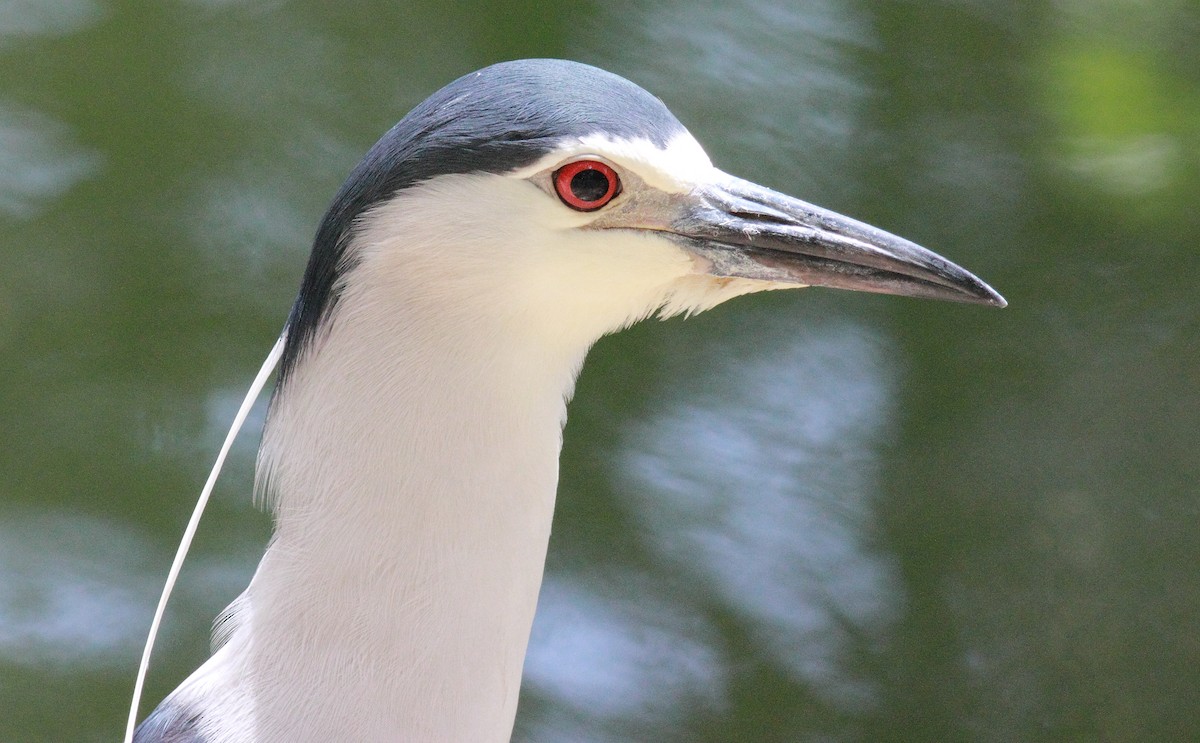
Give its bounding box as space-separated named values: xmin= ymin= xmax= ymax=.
xmin=553 ymin=160 xmax=620 ymax=211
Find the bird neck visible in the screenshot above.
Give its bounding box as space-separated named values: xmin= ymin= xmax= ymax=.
xmin=214 ymin=290 xmax=588 ymax=742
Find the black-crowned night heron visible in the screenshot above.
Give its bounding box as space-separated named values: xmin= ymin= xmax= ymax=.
xmin=128 ymin=58 xmax=1004 ymax=743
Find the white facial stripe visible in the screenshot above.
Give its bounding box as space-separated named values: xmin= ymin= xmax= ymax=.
xmin=507 ymin=132 xmax=717 ymax=193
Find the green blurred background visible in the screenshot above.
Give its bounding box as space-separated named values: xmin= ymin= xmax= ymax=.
xmin=2 ymin=0 xmax=1199 ymax=740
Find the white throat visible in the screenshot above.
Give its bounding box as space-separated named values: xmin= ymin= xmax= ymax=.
xmin=256 ymin=309 xmax=575 ymax=741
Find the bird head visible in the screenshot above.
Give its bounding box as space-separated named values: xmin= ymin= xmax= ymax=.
xmin=279 ymin=59 xmax=1004 ymax=379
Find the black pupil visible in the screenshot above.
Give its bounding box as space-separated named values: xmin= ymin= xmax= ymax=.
xmin=570 ymin=168 xmax=610 ymax=202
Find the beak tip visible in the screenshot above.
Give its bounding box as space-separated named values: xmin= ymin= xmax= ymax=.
xmin=972 ymin=281 xmax=1007 ymax=309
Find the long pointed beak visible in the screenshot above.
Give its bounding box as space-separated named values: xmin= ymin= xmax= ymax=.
xmin=666 ymin=173 xmax=1006 ymax=307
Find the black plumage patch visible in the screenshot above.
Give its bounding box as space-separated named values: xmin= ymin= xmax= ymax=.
xmin=278 ymin=59 xmax=687 ymax=384
xmin=133 ymin=699 xmax=207 ymax=743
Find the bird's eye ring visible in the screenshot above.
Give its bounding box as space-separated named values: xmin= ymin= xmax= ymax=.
xmin=553 ymin=160 xmax=620 ymax=211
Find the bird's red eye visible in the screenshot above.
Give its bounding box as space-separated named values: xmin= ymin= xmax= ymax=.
xmin=553 ymin=160 xmax=620 ymax=211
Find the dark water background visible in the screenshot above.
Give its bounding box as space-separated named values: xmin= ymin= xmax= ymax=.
xmin=3 ymin=1 xmax=1199 ymax=741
